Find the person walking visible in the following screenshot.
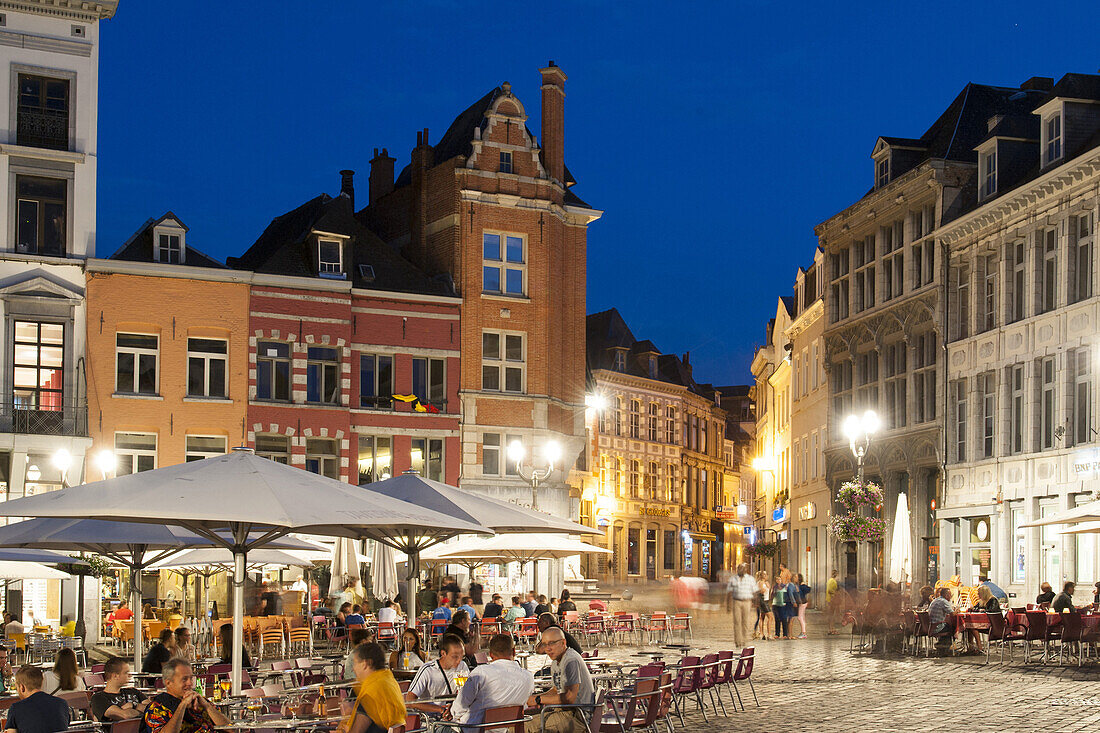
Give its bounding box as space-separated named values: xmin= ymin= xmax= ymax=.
xmin=825 ymin=569 xmax=840 ymax=634
xmin=729 ymin=564 xmax=756 ymax=648
xmin=794 ymin=574 xmax=811 ymax=639
xmin=755 ymin=571 xmax=772 ymax=640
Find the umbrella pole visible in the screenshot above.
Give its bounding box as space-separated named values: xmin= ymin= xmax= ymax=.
xmin=407 ymin=531 xmax=419 ymax=621
xmin=131 ymin=567 xmax=142 ymax=677
xmin=232 ymin=551 xmax=245 ymax=696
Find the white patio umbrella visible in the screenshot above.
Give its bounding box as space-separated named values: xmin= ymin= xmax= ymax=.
xmin=361 ymin=472 xmax=600 ymax=618
xmin=0 ymin=548 xmax=88 ymax=565
xmin=149 ymin=547 xmax=316 ymax=570
xmin=328 ymin=537 xmax=362 ymax=598
xmin=1020 ymin=500 xmax=1100 ymax=528
xmin=888 ymin=493 xmax=912 ymax=585
xmin=427 ymin=533 xmax=612 ymax=562
xmin=1058 ymin=521 xmax=1100 ymax=535
xmin=0 ymin=450 xmax=490 ymax=694
xmin=0 ymin=561 xmax=70 ymax=580
xmin=370 ymin=540 xmax=399 ymax=603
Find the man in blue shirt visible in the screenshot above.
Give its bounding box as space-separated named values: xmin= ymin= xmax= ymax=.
xmin=432 ymin=597 xmax=453 ymax=622
xmin=521 ymin=591 xmax=537 ymax=617
xmin=458 ymin=596 xmax=479 ymax=623
xmin=345 ymin=604 xmax=367 ymax=625
xmin=5 ymin=664 xmax=69 ymax=733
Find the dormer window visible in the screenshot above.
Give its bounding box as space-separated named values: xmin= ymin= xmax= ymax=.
xmin=152 ymin=217 xmax=187 ymax=264
xmin=358 ymin=264 xmax=375 ymax=282
xmin=875 ymin=157 xmax=890 ymax=188
xmin=648 ymin=356 xmax=658 ymax=379
xmin=613 ymin=350 xmax=626 ymax=372
xmin=1045 ymin=113 xmax=1062 ymax=165
xmin=979 ymin=148 xmax=997 ymax=200
xmin=318 ymin=239 xmax=343 ymax=277
xmin=157 ymin=233 xmax=182 ymax=263
xmin=499 ymin=151 xmax=513 ymax=174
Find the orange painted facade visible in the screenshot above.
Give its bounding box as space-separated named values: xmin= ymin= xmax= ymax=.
xmin=85 ymin=268 xmax=250 ymax=474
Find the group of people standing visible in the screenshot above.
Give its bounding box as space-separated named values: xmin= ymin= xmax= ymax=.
xmin=729 ymin=563 xmax=811 ymax=644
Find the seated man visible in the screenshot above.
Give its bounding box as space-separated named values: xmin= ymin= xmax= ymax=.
xmin=405 ymin=634 xmax=469 ymax=715
xmin=482 ymin=595 xmax=504 ymax=620
xmin=536 ymin=613 xmax=582 ymax=656
xmin=1053 ymin=582 xmax=1076 ymax=613
xmin=1036 ymin=582 xmax=1055 ymax=606
xmin=526 ymin=627 xmax=595 ymax=733
xmin=444 ymin=610 xmax=480 ymax=669
xmin=432 ymin=597 xmax=453 ymax=622
xmin=91 ymin=656 xmax=149 ymax=721
xmin=377 ymin=600 xmax=399 ymax=625
xmin=927 ymin=587 xmax=956 ymax=650
xmin=344 ymin=628 xmax=376 ymax=680
xmin=450 ymin=634 xmax=534 ymax=729
xmin=142 ymin=628 xmax=176 ymax=674
xmin=345 ymin=604 xmax=367 ymax=626
xmin=458 ymin=596 xmax=479 ymax=623
xmin=143 ymin=658 xmax=230 ymax=733
xmin=4 ymin=665 xmax=69 ymax=733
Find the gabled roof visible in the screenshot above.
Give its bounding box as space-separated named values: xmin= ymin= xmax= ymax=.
xmin=1048 ymin=73 xmax=1100 ymax=102
xmin=228 ymin=192 xmax=453 ymax=296
xmin=109 ymin=212 xmax=225 ymax=268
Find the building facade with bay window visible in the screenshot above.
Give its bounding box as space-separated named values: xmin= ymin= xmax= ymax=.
xmin=942 ymin=72 xmax=1100 ymax=601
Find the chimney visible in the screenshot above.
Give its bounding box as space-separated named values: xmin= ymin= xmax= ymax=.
xmin=1020 ymin=76 xmax=1053 ymax=92
xmin=682 ymin=352 xmax=692 ymax=378
xmin=339 ymin=170 xmax=355 ymax=208
xmin=407 ymin=129 xmax=434 ymax=268
xmin=368 ymin=148 xmax=395 ymax=205
xmin=539 ymin=61 xmax=567 ymax=185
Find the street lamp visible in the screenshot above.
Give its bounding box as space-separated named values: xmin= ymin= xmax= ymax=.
xmin=94 ymin=450 xmax=117 ymax=481
xmin=842 ymin=410 xmax=880 ymax=483
xmin=508 ymin=439 xmax=561 ymax=510
xmin=52 ymin=449 xmax=72 ymax=486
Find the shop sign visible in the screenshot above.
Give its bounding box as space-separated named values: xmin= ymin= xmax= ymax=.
xmin=772 ymin=506 xmax=788 ymax=523
xmin=797 ymin=502 xmax=817 ymax=521
xmin=715 ymin=505 xmax=738 ymax=520
xmin=1073 ymin=450 xmax=1100 ymax=474
xmin=642 ymin=507 xmax=672 ymax=517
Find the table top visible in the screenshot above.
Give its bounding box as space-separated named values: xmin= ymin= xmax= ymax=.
xmin=215 ymin=715 xmax=343 ymax=731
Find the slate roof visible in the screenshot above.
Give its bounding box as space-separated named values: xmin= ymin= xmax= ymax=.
xmin=980 ymin=114 xmax=1039 ymax=144
xmin=1049 ymin=73 xmax=1100 ymax=101
xmin=228 ymin=192 xmax=454 ymax=296
xmin=109 ymin=212 xmax=225 ymax=268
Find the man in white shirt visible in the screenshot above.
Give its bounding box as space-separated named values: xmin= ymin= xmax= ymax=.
xmin=377 ymin=600 xmax=398 ymax=625
xmin=729 ymin=563 xmax=758 ymax=647
xmin=4 ymin=613 xmax=23 ymax=637
xmin=405 ymin=634 xmax=470 ymax=715
xmin=450 ymin=633 xmax=533 ymax=730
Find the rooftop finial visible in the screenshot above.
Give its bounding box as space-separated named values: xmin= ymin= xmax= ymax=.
xmin=502 ymin=81 xmax=511 ymax=95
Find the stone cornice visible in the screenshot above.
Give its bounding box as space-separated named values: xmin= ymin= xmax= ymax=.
xmin=591 ymin=368 xmax=689 ymax=398
xmin=786 ymin=299 xmax=823 ymax=340
xmin=0 ymin=0 xmax=117 ymax=21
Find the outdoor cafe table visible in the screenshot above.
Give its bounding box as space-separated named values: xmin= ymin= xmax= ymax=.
xmin=215 ymin=716 xmax=343 ymax=731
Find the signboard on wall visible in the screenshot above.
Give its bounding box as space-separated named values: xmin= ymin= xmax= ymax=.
xmin=715 ymin=506 xmax=738 ymax=520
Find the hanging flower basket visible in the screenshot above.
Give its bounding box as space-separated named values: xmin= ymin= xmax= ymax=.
xmin=744 ymin=541 xmax=779 ymax=559
xmin=828 ymin=513 xmax=887 ymax=543
xmin=836 ymin=480 xmax=883 ymax=511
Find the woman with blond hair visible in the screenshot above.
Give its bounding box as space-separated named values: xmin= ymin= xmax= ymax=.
xmin=754 ymin=571 xmax=773 ymax=640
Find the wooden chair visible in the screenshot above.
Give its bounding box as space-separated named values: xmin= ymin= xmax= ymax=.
xmin=287 ymin=627 xmax=311 ymax=656
xmin=259 ymin=627 xmax=285 ymax=659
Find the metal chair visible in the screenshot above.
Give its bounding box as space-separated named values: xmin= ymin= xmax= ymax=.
xmin=670 ymin=655 xmax=707 ymax=723
xmin=431 ymin=704 xmax=531 ymax=733
xmin=730 ymin=647 xmax=758 ymax=708
xmin=601 ymin=676 xmax=660 ymax=733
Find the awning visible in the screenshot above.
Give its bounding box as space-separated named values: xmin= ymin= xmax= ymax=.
xmin=687 ymin=531 xmax=717 ymax=542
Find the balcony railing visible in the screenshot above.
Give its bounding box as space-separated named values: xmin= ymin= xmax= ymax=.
xmin=0 ymin=399 xmax=87 ymax=437
xmin=17 ymin=106 xmax=69 ymax=151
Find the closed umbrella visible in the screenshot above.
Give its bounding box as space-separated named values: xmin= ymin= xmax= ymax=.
xmin=328 ymin=537 xmax=361 ymax=598
xmin=888 ymin=493 xmax=912 ymax=585
xmin=0 ymin=450 xmax=490 ymax=694
xmin=370 ymin=540 xmax=399 ymax=603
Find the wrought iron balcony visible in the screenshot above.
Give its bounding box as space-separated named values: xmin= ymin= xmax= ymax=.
xmin=0 ymin=399 xmax=87 ymax=437
xmin=17 ymin=106 xmax=69 ymax=151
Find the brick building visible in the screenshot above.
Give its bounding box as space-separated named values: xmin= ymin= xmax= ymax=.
xmin=361 ymin=65 xmax=601 ymax=536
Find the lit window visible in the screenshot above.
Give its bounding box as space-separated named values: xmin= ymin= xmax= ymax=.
xmin=187 ymin=338 xmax=227 ymax=398
xmin=410 ymin=437 xmax=443 ymax=481
xmin=358 ymin=435 xmax=392 ymax=483
xmin=13 ymin=321 xmax=63 ymax=410
xmin=115 ymin=333 xmax=158 ymax=395
xmin=482 ymin=232 xmax=525 ymax=296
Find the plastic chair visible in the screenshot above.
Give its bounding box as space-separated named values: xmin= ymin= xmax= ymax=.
xmin=516 ymin=618 xmax=540 ymax=648
xmin=377 ymin=621 xmax=398 ymax=647
xmin=479 ymin=620 xmax=502 ymax=641
xmin=731 ymin=647 xmax=758 ymax=708
xmin=670 ymin=613 xmax=692 ymax=643
xmin=601 ymin=676 xmax=659 ymax=733
xmin=582 ymin=615 xmax=608 ymax=647
xmin=286 ymin=627 xmax=311 ymax=656
xmin=1024 ymin=610 xmax=1052 ymax=663
xmin=429 ymin=619 xmax=448 ymax=645
xmin=642 ymin=613 xmax=670 ymax=645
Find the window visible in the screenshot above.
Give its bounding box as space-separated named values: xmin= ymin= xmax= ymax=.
xmin=1006 ymin=240 xmax=1026 ymax=324
xmin=15 ymin=176 xmax=66 ymax=256
xmin=185 ymin=435 xmax=226 ymax=462
xmin=359 ymin=354 xmax=394 ymax=409
xmin=855 ymin=350 xmax=879 ymax=413
xmin=256 ymin=434 xmax=290 ymax=464
xmin=912 ymin=240 xmax=934 ymax=288
xmin=830 ymin=248 xmax=850 ymax=321
xmin=913 ymin=333 xmax=936 ymax=423
xmin=614 ymin=396 xmax=624 ymax=437
xmin=1075 ymin=349 xmax=1092 ymax=447
xmin=852 ymin=235 xmax=875 ymax=314
xmin=883 ymin=343 xmax=906 ymax=430
xmin=882 ymin=221 xmax=905 ymax=300
xmin=980 ymin=149 xmax=996 ymax=199
xmin=981 ymin=372 xmax=996 ymax=459
xmin=483 ymin=433 xmax=521 ymax=476
xmin=1039 ymin=228 xmax=1057 ymax=314
xmin=627 ymin=527 xmax=640 ymax=575
xmin=663 ymin=530 xmax=676 ymax=571
xmin=318 ymin=239 xmax=343 ymax=277
xmin=629 ymin=459 xmax=641 ymax=498
xmin=1009 ymin=364 xmax=1025 ymax=455
xmin=666 ymin=463 xmax=678 ymax=502
xmin=1045 ymin=113 xmax=1062 ymax=165
xmin=13 ymin=321 xmax=63 ymax=410
xmin=115 ymin=432 xmax=156 ymax=476
xmin=613 ymin=350 xmax=626 ymax=372
xmin=629 ymin=400 xmax=641 ymax=439
xmin=16 ymin=73 xmax=69 ymax=150
xmin=482 ymin=232 xmax=525 ymax=296
xmin=953 ymin=379 xmax=967 ymax=463
xmin=1040 ymin=356 xmax=1056 ymax=450
xmin=499 ymin=151 xmax=512 ymax=173
xmin=665 ymin=406 xmax=676 ymax=443
xmin=356 ymin=435 xmax=392 ymax=483
xmin=876 ymin=157 xmax=889 ymax=188
xmin=982 ymin=254 xmax=997 ymax=332
xmin=305 ymin=438 xmax=338 ymax=479
xmin=810 ymin=432 xmax=819 ymax=478
xmin=256 ymin=341 xmax=291 ymax=402
xmin=306 ymin=347 xmax=339 ymax=404
xmin=481 ymin=331 xmax=524 ymax=393
xmin=411 ymin=438 xmax=443 ymax=482
xmin=648 ymin=356 xmax=658 ymax=379
xmin=953 ymin=264 xmax=970 ymax=340
xmin=187 ymin=338 xmax=227 ymax=398
xmin=1074 ymin=212 xmax=1094 ymax=302
xmin=116 ymin=333 xmax=158 ymax=395
xmin=647 ymin=403 xmax=658 ymax=441
xmin=412 ymin=357 xmax=445 ymax=408
xmin=647 ymin=460 xmax=659 ymax=498
xmin=831 ymin=359 xmax=853 ymax=435
xmin=157 ymin=233 xmax=182 ymax=264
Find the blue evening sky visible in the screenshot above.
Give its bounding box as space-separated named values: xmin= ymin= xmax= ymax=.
xmin=98 ymin=3 xmax=1099 ymax=386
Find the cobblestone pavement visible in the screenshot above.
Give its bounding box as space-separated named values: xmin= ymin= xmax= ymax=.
xmin=584 ymin=609 xmax=1100 ymax=732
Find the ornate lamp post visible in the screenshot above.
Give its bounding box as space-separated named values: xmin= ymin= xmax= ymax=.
xmin=842 ymin=410 xmax=880 ymax=484
xmin=507 ymin=439 xmax=562 ymax=511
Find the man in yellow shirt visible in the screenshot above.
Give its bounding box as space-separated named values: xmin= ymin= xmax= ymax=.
xmin=825 ymin=570 xmax=840 ymax=634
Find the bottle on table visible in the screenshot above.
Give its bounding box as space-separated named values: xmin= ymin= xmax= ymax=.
xmin=317 ymin=682 xmax=327 ymax=713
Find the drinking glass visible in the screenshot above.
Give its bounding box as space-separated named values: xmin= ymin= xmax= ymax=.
xmin=220 ymin=678 xmax=231 ymax=699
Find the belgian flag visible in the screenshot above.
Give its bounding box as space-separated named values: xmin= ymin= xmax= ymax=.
xmin=391 ymin=394 xmax=440 ymax=413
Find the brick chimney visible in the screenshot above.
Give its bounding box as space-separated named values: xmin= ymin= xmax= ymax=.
xmin=407 ymin=129 xmax=434 ymax=268
xmin=539 ymin=61 xmax=567 ymax=185
xmin=368 ymin=148 xmax=395 ymax=205
xmin=339 ymin=169 xmax=355 ymax=208
xmin=682 ymin=351 xmax=692 ymax=379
